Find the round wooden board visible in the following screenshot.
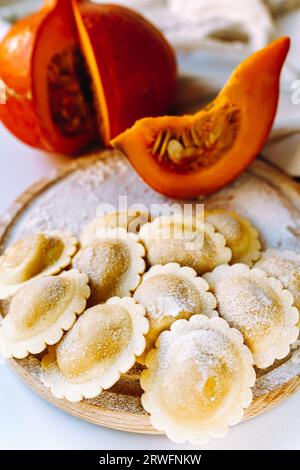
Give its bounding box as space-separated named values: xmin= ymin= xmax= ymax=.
xmin=1 ymin=150 xmax=300 ymax=435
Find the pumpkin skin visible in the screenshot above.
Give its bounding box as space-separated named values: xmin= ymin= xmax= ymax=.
xmin=0 ymin=2 xmax=62 ymax=152
xmin=73 ymin=0 xmax=177 ymax=146
xmin=0 ymin=0 xmax=177 ymax=154
xmin=112 ymin=37 xmax=290 ymax=199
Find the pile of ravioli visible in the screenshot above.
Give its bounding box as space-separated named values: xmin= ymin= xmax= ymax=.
xmin=0 ymin=209 xmax=300 ymax=445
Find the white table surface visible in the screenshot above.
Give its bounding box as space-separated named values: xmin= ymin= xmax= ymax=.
xmin=0 ymin=123 xmax=300 ymax=451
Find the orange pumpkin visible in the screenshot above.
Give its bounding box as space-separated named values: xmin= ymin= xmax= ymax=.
xmin=112 ymin=37 xmax=290 ymax=199
xmin=0 ymin=0 xmax=177 ymax=154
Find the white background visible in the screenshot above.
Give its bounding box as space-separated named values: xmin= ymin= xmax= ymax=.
xmin=0 ymin=123 xmax=300 ymax=451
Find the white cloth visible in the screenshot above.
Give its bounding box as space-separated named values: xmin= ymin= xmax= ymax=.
xmin=166 ymin=0 xmax=273 ymax=51
xmin=94 ymin=0 xmax=274 ymax=52
xmin=266 ymin=0 xmax=300 ymax=14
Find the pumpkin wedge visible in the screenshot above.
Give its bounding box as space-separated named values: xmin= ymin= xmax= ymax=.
xmin=112 ymin=37 xmax=290 ymax=199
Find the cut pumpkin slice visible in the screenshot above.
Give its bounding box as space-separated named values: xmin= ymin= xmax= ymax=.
xmin=112 ymin=37 xmax=290 ymax=199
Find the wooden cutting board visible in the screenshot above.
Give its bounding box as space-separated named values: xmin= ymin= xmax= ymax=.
xmin=1 ymin=150 xmax=300 ymax=434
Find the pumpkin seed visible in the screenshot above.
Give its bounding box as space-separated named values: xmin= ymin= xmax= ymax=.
xmin=151 ymin=104 xmax=241 ymax=169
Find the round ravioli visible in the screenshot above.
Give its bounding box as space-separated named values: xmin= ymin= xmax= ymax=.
xmin=41 ymin=297 xmax=149 ymax=402
xmin=0 ymin=270 xmax=90 ymax=359
xmin=81 ymin=210 xmax=151 ymax=246
xmin=134 ymin=263 xmax=217 ymax=363
xmin=205 ymin=209 xmax=261 ymax=266
xmin=204 ymin=264 xmax=299 ymax=368
xmin=141 ymin=315 xmax=255 ymax=445
xmin=139 ymin=215 xmax=231 ymax=275
xmin=0 ymin=232 xmax=78 ymax=299
xmin=256 ymin=249 xmax=300 ymax=326
xmin=73 ymin=228 xmax=145 ymax=306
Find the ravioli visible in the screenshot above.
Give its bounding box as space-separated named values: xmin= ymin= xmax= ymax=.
xmin=204 ymin=264 xmax=299 ymax=368
xmin=73 ymin=228 xmax=145 ymax=305
xmin=0 ymin=270 xmax=90 ymax=358
xmin=0 ymin=232 xmax=77 ymax=299
xmin=81 ymin=210 xmax=151 ymax=246
xmin=256 ymin=249 xmax=300 ymax=327
xmin=141 ymin=315 xmax=255 ymax=445
xmin=41 ymin=297 xmax=149 ymax=402
xmin=205 ymin=209 xmax=261 ymax=266
xmin=139 ymin=215 xmax=231 ymax=275
xmin=134 ymin=262 xmax=217 ymax=363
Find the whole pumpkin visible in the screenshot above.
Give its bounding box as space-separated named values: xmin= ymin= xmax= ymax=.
xmin=0 ymin=0 xmax=177 ymax=155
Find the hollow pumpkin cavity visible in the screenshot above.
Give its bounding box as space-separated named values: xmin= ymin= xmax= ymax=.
xmin=152 ymin=102 xmax=241 ymax=173
xmin=47 ymin=45 xmax=97 ymax=137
